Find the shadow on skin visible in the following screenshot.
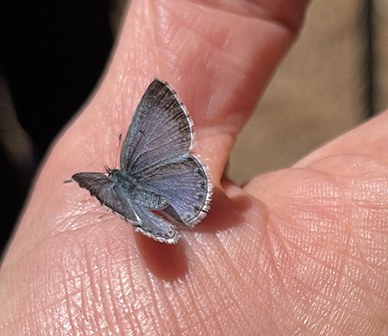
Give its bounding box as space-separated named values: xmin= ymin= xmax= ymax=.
xmin=136 ymin=234 xmax=188 ymax=281
xmin=136 ymin=187 xmax=255 ymax=280
xmin=195 ymin=186 xmax=253 ymax=234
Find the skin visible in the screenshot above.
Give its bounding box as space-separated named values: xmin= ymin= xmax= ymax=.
xmin=1 ymin=0 xmax=387 ymax=335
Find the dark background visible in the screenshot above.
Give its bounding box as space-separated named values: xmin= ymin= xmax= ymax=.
xmin=0 ymin=1 xmax=116 ymax=256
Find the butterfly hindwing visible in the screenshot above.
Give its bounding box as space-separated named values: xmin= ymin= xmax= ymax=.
xmin=130 ymin=202 xmax=179 ymax=244
xmin=138 ymin=155 xmax=211 ymax=226
xmin=72 ymin=172 xmax=179 ymax=243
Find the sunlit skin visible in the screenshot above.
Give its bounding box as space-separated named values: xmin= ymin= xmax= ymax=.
xmin=1 ymin=0 xmax=388 ymax=335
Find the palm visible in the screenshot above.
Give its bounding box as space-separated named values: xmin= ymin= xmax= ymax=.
xmin=1 ymin=1 xmax=387 ymax=335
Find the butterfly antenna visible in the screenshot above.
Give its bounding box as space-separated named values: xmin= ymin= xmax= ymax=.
xmin=114 ymin=133 xmax=122 ymax=168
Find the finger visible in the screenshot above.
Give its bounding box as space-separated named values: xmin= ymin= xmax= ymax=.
xmin=294 ymin=110 xmax=388 ymax=168
xmin=61 ymin=0 xmax=309 ymax=181
xmin=244 ymin=110 xmax=388 ymax=199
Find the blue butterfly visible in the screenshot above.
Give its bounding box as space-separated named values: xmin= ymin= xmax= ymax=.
xmin=72 ymin=79 xmax=212 ymax=244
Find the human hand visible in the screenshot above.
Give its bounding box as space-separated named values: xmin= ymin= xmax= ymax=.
xmin=2 ymin=1 xmax=387 ymax=335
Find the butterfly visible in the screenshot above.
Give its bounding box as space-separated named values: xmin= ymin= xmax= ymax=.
xmin=72 ymin=79 xmax=212 ymax=244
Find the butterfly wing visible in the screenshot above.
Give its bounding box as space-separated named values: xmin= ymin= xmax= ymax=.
xmin=130 ymin=202 xmax=179 ymax=244
xmin=139 ymin=156 xmax=212 ymax=226
xmin=120 ymin=79 xmax=193 ymax=175
xmin=72 ymin=172 xmax=137 ymax=222
xmin=72 ymin=172 xmax=178 ymax=243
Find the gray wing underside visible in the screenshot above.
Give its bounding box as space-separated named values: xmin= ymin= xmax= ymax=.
xmin=130 ymin=202 xmax=179 ymax=244
xmin=139 ymin=156 xmax=212 ymax=226
xmin=72 ymin=172 xmax=137 ymax=222
xmin=72 ymin=172 xmax=178 ymax=244
xmin=120 ymin=79 xmax=193 ymax=175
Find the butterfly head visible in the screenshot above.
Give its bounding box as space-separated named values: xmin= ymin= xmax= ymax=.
xmin=104 ymin=165 xmax=117 ymax=177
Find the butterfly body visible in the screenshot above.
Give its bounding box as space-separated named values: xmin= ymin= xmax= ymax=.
xmin=72 ymin=79 xmax=212 ymax=244
xmin=109 ymin=168 xmax=169 ymax=210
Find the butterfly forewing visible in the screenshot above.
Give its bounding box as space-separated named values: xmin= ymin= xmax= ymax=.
xmin=72 ymin=173 xmax=137 ymax=222
xmin=120 ymin=79 xmax=193 ymax=175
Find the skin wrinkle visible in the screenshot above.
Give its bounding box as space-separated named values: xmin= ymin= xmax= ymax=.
xmin=191 ymin=243 xmax=257 ymax=333
xmin=303 ymin=153 xmax=388 ymax=180
xmin=269 ymin=210 xmax=354 ymax=334
xmin=109 ymin=257 xmax=136 ymax=335
xmin=304 ymin=257 xmax=339 ymax=293
xmin=101 ymin=256 xmax=123 ymax=335
xmin=224 ymin=229 xmax=260 ymax=288
xmin=221 ymin=235 xmax=266 ymax=310
xmin=83 ymin=247 xmax=106 ymax=332
xmin=367 ymin=281 xmax=388 ymax=323
xmin=82 ymin=245 xmax=106 ymax=335
xmin=14 ymin=205 xmax=101 ymax=271
xmin=292 ymin=247 xmax=348 ymax=310
xmin=337 ymin=286 xmax=369 ymax=322
xmin=11 ymin=277 xmax=70 ymax=333
xmin=291 ymin=293 xmax=321 ymax=334
xmin=276 ymin=177 xmax=384 ymax=334
xmin=345 ymin=181 xmax=388 ymax=275
xmin=364 ymin=272 xmax=388 ymax=320
xmin=115 ymin=264 xmax=137 ymax=334
xmin=254 ymin=251 xmax=282 ymax=316
xmin=76 ymin=234 xmax=134 ymax=334
xmin=331 ymin=299 xmax=372 ymax=335
xmin=263 ymin=232 xmax=297 ymax=318
xmin=208 ymin=238 xmax=257 ymax=331
xmin=129 ymin=280 xmax=148 ymax=334
xmin=135 ymin=272 xmax=162 ymax=334
xmin=173 ymin=282 xmax=208 ymax=335
xmin=150 ymin=5 xmax=173 ymax=80
xmin=127 ymin=285 xmax=148 ymax=335
xmin=158 ymin=283 xmax=185 ymax=335
xmin=146 ymin=276 xmax=172 ymax=335
xmin=291 ymin=284 xmax=337 ymax=334
xmin=62 ymin=272 xmax=78 ymax=335
xmin=186 ymin=0 xmax=271 ymax=18
xmin=271 ymin=183 xmax=348 ymax=249
xmin=12 ymin=244 xmax=71 ymax=315
xmin=159 ymin=282 xmax=189 ymax=336
xmin=152 ymin=263 xmax=195 ymax=334
xmin=125 ymin=267 xmax=143 ymax=336
xmin=119 ymin=278 xmax=141 ymax=334
xmin=256 ymin=284 xmax=283 ymax=335
xmin=186 ymin=249 xmax=227 ymax=333
xmin=121 ymin=256 xmax=155 ymax=335
xmin=171 ymin=1 xmax=299 ymax=57
xmin=72 ymin=281 xmax=86 ymax=330
xmin=190 ymin=269 xmax=233 ymax=333
xmin=165 ymin=281 xmax=197 ymax=334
